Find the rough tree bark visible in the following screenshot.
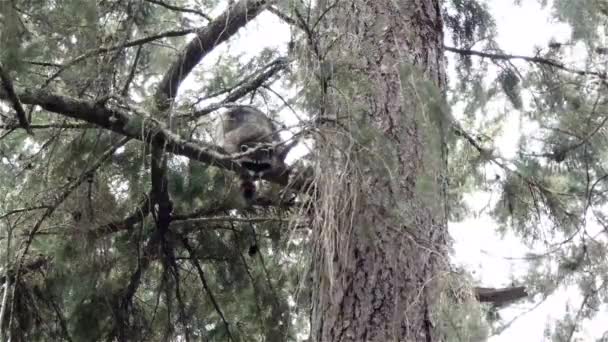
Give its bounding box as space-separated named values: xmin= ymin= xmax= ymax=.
xmin=309 ymin=0 xmax=448 ymax=341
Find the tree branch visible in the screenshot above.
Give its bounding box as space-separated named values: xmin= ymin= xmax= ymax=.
xmin=44 ymin=28 xmax=197 ymax=86
xmin=155 ymin=0 xmax=273 ymax=109
xmin=188 ymin=57 xmax=289 ymax=119
xmin=474 ymin=286 xmax=528 ymax=306
xmin=121 ymin=45 xmax=143 ymax=96
xmin=444 ymin=46 xmax=607 ymax=80
xmin=190 ymin=56 xmax=289 ymax=104
xmin=143 ymin=0 xmax=211 ymax=20
xmin=2 ymin=89 xmax=234 ymax=163
xmin=0 ymin=64 xmax=31 ymax=133
xmin=0 ymin=88 xmax=310 ymax=191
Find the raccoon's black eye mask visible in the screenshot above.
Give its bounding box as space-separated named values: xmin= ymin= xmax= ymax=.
xmin=240 ymin=160 xmax=272 ymax=173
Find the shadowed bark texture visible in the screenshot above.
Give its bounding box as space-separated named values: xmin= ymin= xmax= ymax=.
xmin=309 ymin=0 xmax=448 ymax=341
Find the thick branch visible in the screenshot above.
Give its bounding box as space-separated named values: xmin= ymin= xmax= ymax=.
xmin=150 ymin=147 xmax=172 ymax=233
xmin=474 ymin=286 xmax=528 ymax=306
xmin=0 ymin=89 xmax=310 ymax=190
xmin=155 ymin=0 xmax=272 ymax=108
xmin=2 ymin=88 xmax=235 ymax=165
xmin=189 ymin=57 xmax=289 ymax=119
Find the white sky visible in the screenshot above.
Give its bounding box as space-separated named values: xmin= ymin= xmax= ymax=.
xmin=450 ymin=1 xmax=607 ymax=341
xmin=177 ymin=1 xmax=606 ymax=340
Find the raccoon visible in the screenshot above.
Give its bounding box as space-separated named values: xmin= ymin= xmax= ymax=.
xmin=218 ymin=106 xmax=288 ymax=200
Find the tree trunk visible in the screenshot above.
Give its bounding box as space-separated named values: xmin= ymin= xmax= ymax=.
xmin=309 ymin=0 xmax=448 ymax=341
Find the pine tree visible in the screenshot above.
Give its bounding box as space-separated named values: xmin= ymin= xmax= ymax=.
xmin=1 ymin=0 xmax=608 ymax=341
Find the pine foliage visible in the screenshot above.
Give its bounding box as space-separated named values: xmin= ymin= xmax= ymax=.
xmin=1 ymin=0 xmax=608 ymax=341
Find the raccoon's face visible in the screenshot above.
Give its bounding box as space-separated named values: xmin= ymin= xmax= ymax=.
xmin=238 ymin=143 xmax=274 ymax=175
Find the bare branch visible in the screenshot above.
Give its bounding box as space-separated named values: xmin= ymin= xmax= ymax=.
xmin=191 ymin=56 xmax=289 ymax=104
xmin=144 ymin=0 xmax=211 ymax=20
xmin=474 ymin=286 xmax=528 ymax=306
xmin=175 ymin=216 xmax=288 ymax=225
xmin=445 ymin=46 xmax=607 ymax=80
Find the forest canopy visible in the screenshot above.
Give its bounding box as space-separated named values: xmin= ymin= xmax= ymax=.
xmin=0 ymin=0 xmax=607 ymax=341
